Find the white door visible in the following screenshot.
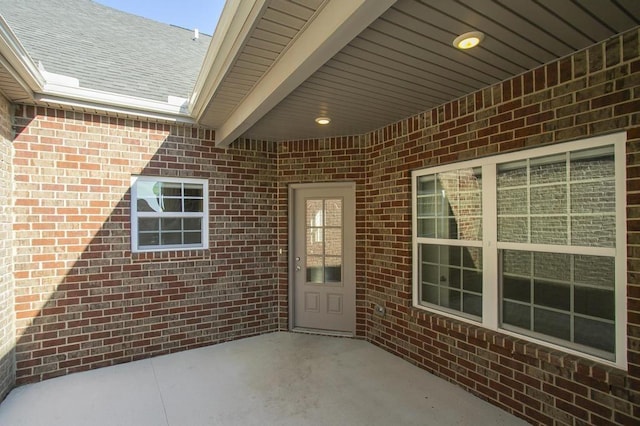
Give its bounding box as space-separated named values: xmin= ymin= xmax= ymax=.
xmin=290 ymin=183 xmax=355 ymax=334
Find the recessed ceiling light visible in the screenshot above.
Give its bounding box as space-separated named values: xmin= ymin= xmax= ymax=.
xmin=315 ymin=117 xmax=331 ymax=125
xmin=453 ymin=31 xmax=484 ymax=50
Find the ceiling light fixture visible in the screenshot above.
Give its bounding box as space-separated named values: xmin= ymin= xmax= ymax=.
xmin=453 ymin=31 xmax=484 ymax=50
xmin=315 ymin=117 xmax=331 ymax=125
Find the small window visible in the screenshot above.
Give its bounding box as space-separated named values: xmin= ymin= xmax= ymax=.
xmin=131 ymin=176 xmax=208 ymax=252
xmin=412 ymin=133 xmax=626 ymax=368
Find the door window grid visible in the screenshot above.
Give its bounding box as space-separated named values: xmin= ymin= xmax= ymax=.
xmin=306 ymin=199 xmax=343 ymax=283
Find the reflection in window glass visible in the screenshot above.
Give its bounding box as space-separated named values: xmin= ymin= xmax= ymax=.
xmin=132 ymin=177 xmax=208 ymax=252
xmin=419 ymin=244 xmax=482 ymax=320
xmin=305 ymin=199 xmax=343 ymax=283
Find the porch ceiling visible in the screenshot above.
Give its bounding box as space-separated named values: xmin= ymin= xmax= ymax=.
xmin=195 ymin=0 xmax=640 ymax=146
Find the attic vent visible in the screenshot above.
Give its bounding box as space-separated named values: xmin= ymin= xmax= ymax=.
xmin=193 ymin=28 xmax=199 ymax=40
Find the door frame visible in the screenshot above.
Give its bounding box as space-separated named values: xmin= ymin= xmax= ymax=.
xmin=288 ymin=182 xmax=356 ymax=333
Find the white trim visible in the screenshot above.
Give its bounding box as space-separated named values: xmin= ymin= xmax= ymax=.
xmin=131 ymin=176 xmax=209 ymax=253
xmin=189 ymin=0 xmax=269 ymax=121
xmin=212 ymin=0 xmax=397 ymax=147
xmin=0 ymin=15 xmax=44 ymax=96
xmin=412 ymin=132 xmax=628 ymax=369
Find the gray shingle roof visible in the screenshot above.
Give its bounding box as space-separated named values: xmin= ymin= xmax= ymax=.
xmin=0 ymin=0 xmax=212 ymax=102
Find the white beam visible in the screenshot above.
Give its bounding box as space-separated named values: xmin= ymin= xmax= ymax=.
xmin=213 ymin=0 xmax=397 ymax=147
xmin=189 ymin=0 xmax=269 ymax=122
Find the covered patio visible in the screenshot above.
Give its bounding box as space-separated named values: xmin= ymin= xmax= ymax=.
xmin=0 ymin=332 xmax=525 ymax=425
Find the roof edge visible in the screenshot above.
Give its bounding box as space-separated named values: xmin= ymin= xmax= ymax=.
xmin=188 ymin=0 xmax=269 ymax=121
xmin=0 ymin=15 xmax=45 ymax=97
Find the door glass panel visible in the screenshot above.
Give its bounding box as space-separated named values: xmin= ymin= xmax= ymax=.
xmin=305 ymin=198 xmax=343 ymax=283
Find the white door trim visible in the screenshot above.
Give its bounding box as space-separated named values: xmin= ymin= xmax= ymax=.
xmin=288 ymin=182 xmax=356 ymax=332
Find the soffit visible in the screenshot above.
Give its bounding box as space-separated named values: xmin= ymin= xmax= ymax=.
xmin=197 ymin=0 xmax=326 ymax=127
xmin=201 ymin=0 xmax=640 ymax=143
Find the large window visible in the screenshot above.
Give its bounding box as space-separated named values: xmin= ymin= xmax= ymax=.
xmin=412 ymin=133 xmax=626 ymax=367
xmin=131 ymin=176 xmax=209 ymax=252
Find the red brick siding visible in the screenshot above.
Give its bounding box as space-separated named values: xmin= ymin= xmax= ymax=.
xmin=364 ymin=29 xmax=640 ymax=425
xmin=11 ymin=110 xmax=279 ymax=384
xmin=0 ymin=94 xmax=15 ymax=400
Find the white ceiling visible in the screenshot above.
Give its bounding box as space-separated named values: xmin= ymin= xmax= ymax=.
xmin=196 ymin=0 xmax=640 ymax=144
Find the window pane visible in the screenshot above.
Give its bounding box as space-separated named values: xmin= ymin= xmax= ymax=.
xmin=422 ymin=284 xmax=438 ymax=304
xmin=503 ymin=250 xmax=531 ymax=275
xmin=534 ymin=280 xmax=570 ymax=311
xmin=161 ymin=218 xmax=182 ymax=231
xmin=184 ymin=231 xmax=202 ymax=244
xmin=184 ymin=198 xmax=203 ymax=212
xmin=421 ymin=263 xmax=439 ymax=285
xmin=161 ymin=198 xmax=182 ymax=212
xmin=570 ymin=147 xmax=614 ymax=181
xmin=160 ymin=182 xmax=182 ymax=197
xmin=161 ymin=232 xmax=182 ymax=245
xmin=574 ymin=255 xmax=614 ymax=288
xmin=497 ymin=188 xmax=527 ymax=215
xmin=307 ymin=229 xmax=323 ymax=256
xmin=463 ymin=246 xmax=482 ymax=269
xmin=530 ymin=185 xmax=566 ymax=214
xmin=531 ymin=216 xmax=566 ymax=244
xmin=441 ymin=266 xmax=461 ymax=289
xmin=184 ymin=218 xmax=201 ymax=231
xmin=530 ymin=154 xmax=566 ymax=185
xmin=422 ymin=244 xmax=439 ymax=263
xmin=417 ymin=175 xmax=437 ymax=195
xmin=325 ymin=228 xmax=342 ymax=257
xmin=571 ymin=181 xmax=614 ymax=213
xmin=571 ymin=216 xmax=615 ymax=247
xmin=503 ymin=276 xmax=530 ymax=303
xmin=463 ymin=293 xmax=482 ymax=317
xmin=503 ymin=301 xmax=530 ymax=329
xmin=306 ymin=256 xmax=323 ymax=283
xmin=417 ymin=168 xmax=482 ymax=240
xmin=440 ymin=288 xmax=461 ymax=310
xmin=574 ymin=317 xmax=615 ymax=353
xmin=420 ymin=244 xmax=482 ymax=319
xmin=498 ymin=217 xmax=528 ymax=243
xmin=497 ymin=161 xmax=527 ymax=187
xmin=325 ymin=257 xmax=341 ymax=283
xmin=534 ymin=308 xmax=570 ymax=340
xmin=139 ymin=218 xmax=159 ymax=231
xmin=441 ymin=245 xmax=461 ymax=266
xmin=183 ymin=183 xmax=203 ymax=197
xmin=138 ymin=232 xmax=159 ymax=246
xmin=463 ymin=270 xmax=482 ymax=293
xmin=137 ymin=198 xmax=161 ymax=212
xmin=575 ymin=287 xmax=615 ymax=320
xmin=534 ymin=252 xmax=570 ymax=282
xmin=325 ymin=200 xmax=342 ymax=227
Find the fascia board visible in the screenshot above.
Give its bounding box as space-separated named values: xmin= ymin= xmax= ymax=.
xmin=189 ymin=0 xmax=269 ymax=122
xmin=36 ymin=86 xmax=195 ymax=124
xmin=0 ymin=15 xmax=45 ymax=96
xmin=213 ymin=0 xmax=397 ymax=147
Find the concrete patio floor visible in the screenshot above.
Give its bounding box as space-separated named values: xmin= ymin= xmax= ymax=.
xmin=0 ymin=332 xmax=528 ymax=425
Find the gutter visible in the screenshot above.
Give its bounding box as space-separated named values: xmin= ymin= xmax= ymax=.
xmin=0 ymin=15 xmax=195 ymax=124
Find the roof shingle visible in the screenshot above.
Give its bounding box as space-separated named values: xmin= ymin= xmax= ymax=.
xmin=0 ymin=0 xmax=212 ymax=102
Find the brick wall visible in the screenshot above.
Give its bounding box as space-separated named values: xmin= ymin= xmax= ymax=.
xmin=363 ymin=28 xmax=640 ymax=424
xmin=0 ymin=94 xmax=15 ymax=400
xmin=11 ymin=110 xmax=279 ymax=384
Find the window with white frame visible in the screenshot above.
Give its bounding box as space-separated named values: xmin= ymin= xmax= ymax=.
xmin=412 ymin=133 xmax=626 ymax=367
xmin=131 ymin=176 xmax=208 ymax=252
